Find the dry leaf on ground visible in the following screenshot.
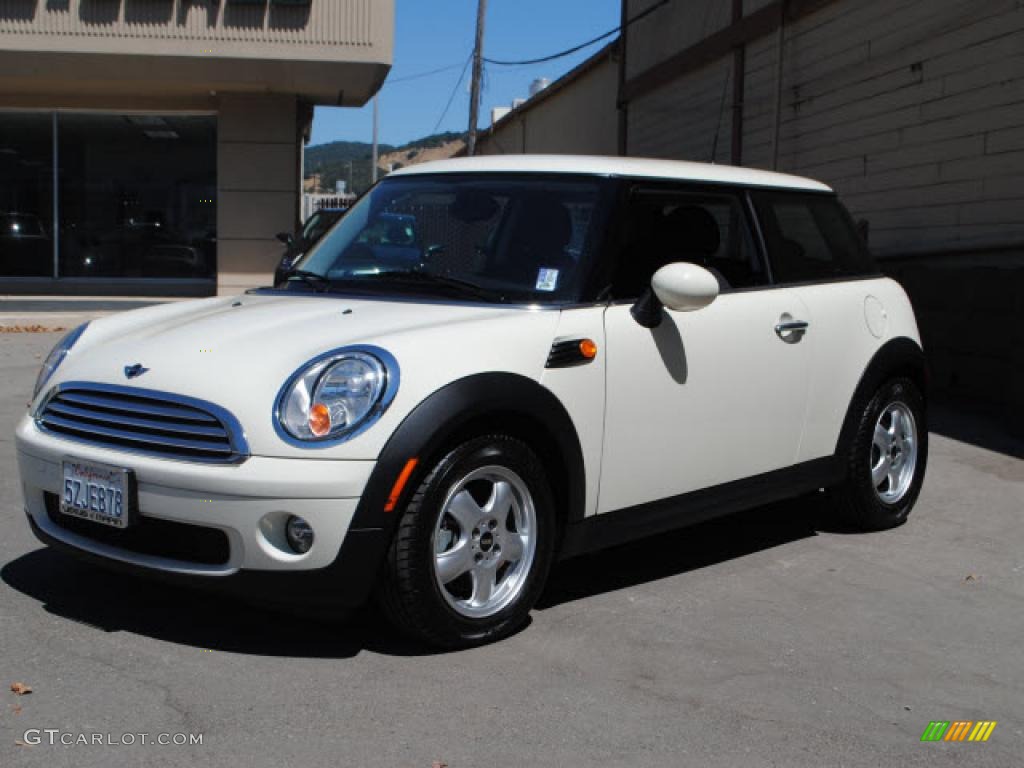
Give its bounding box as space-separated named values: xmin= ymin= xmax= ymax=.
xmin=10 ymin=682 xmax=32 ymax=695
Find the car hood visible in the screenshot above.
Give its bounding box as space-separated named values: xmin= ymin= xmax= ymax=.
xmin=42 ymin=292 xmax=562 ymax=459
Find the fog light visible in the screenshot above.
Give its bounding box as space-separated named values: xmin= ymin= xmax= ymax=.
xmin=285 ymin=515 xmax=314 ymax=554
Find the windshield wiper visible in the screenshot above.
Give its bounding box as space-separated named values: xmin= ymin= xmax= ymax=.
xmin=285 ymin=269 xmax=331 ymax=293
xmin=374 ymin=271 xmax=504 ymax=302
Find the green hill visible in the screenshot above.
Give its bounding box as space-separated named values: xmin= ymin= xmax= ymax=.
xmin=304 ymin=132 xmax=465 ymax=196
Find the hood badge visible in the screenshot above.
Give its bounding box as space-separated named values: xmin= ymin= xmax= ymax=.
xmin=124 ymin=364 xmax=149 ymax=380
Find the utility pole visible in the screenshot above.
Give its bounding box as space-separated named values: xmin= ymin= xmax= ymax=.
xmin=467 ymin=0 xmax=488 ymax=156
xmin=372 ymin=94 xmax=379 ymax=183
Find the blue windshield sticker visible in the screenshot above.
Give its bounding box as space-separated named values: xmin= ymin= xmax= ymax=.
xmin=536 ymin=268 xmax=559 ymax=292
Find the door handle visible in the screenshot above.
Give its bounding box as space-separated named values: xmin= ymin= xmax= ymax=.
xmin=775 ymin=320 xmax=809 ymax=339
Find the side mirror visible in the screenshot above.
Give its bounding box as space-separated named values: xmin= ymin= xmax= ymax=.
xmin=631 ymin=262 xmax=720 ymax=328
xmin=276 ymin=231 xmax=294 ymax=246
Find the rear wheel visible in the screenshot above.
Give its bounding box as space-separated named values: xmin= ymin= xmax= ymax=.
xmin=834 ymin=377 xmax=928 ymax=530
xmin=378 ymin=435 xmax=555 ymax=648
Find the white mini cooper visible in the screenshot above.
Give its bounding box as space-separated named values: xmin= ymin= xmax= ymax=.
xmin=16 ymin=156 xmax=927 ymax=648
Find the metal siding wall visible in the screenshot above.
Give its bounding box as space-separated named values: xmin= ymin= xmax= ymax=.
xmin=477 ymin=55 xmax=619 ymax=157
xmin=628 ymin=0 xmax=1024 ymax=255
xmin=628 ymin=57 xmax=734 ymax=164
xmin=625 ymin=0 xmax=732 ymax=79
xmin=0 ymin=0 xmax=374 ymax=46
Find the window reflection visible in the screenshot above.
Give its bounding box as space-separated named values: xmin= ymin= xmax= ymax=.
xmin=57 ymin=114 xmax=216 ymax=279
xmin=0 ymin=113 xmax=54 ymax=277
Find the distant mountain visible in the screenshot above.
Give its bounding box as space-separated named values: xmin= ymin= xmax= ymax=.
xmin=304 ymin=132 xmax=465 ymax=196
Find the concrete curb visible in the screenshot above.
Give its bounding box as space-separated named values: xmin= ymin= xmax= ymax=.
xmin=0 ymin=313 xmax=118 ymax=331
xmin=0 ymin=297 xmax=183 ymax=332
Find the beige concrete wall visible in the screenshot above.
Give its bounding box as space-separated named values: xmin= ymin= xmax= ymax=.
xmin=625 ymin=0 xmax=1024 ymax=258
xmin=216 ymin=93 xmax=299 ymax=296
xmin=477 ymin=53 xmax=619 ymax=157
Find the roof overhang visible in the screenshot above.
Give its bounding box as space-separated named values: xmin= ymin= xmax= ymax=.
xmin=0 ymin=48 xmax=389 ymax=109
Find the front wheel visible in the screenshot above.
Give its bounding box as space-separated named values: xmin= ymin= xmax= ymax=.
xmin=378 ymin=435 xmax=556 ymax=648
xmin=833 ymin=377 xmax=928 ymax=530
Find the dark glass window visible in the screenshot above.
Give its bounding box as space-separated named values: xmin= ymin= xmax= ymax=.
xmin=0 ymin=113 xmax=54 ymax=277
xmin=752 ymin=191 xmax=876 ymax=283
xmin=609 ymin=186 xmax=767 ymax=299
xmin=57 ymin=114 xmax=217 ymax=279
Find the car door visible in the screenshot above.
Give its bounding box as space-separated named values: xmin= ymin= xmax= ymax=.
xmin=597 ymin=184 xmax=812 ymax=515
xmin=749 ymin=190 xmax=888 ymax=464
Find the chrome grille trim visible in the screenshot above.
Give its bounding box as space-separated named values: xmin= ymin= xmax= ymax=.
xmin=36 ymin=382 xmax=249 ymax=464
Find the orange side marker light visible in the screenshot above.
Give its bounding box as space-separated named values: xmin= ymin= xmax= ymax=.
xmin=579 ymin=339 xmax=598 ymax=360
xmin=384 ymin=458 xmax=420 ymax=512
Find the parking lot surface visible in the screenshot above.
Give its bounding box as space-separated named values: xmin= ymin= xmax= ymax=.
xmin=1 ymin=331 xmax=1022 ymax=767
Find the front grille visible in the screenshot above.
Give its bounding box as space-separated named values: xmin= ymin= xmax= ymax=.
xmin=45 ymin=493 xmax=230 ymax=566
xmin=36 ymin=383 xmax=247 ymax=464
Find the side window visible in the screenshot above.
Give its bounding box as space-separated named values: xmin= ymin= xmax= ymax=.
xmin=609 ymin=186 xmax=768 ymax=299
xmin=752 ymin=192 xmax=876 ymax=283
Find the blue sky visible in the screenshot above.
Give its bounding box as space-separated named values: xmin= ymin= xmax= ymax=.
xmin=310 ymin=0 xmax=620 ymax=148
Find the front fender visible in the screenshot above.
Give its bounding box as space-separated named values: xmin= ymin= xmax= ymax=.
xmin=337 ymin=373 xmax=586 ymax=601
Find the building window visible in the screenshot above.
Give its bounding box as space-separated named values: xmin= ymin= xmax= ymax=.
xmin=0 ymin=113 xmax=54 ymax=277
xmin=0 ymin=112 xmax=216 ymax=281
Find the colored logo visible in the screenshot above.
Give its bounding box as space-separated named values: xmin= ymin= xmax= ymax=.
xmin=124 ymin=364 xmax=149 ymax=380
xmin=921 ymin=721 xmax=997 ymax=742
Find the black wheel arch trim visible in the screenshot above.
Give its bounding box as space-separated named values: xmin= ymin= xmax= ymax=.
xmin=343 ymin=372 xmax=586 ymax=598
xmin=836 ymin=336 xmax=927 ymax=458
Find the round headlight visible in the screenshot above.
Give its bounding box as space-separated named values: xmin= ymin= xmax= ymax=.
xmin=33 ymin=322 xmax=89 ymax=399
xmin=276 ymin=348 xmax=397 ymax=444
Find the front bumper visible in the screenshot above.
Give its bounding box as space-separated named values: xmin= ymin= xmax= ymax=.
xmin=16 ymin=415 xmax=386 ymax=609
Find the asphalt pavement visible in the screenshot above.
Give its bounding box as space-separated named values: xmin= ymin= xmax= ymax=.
xmin=1 ymin=330 xmax=1022 ymax=767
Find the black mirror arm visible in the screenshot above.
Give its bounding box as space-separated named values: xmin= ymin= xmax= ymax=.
xmin=630 ymin=287 xmax=663 ymax=329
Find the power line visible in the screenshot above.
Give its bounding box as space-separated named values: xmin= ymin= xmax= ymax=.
xmin=483 ymin=0 xmax=671 ymax=67
xmin=385 ymin=61 xmax=467 ymax=85
xmin=433 ymin=52 xmax=474 ymax=134
xmin=484 ymin=27 xmax=617 ymax=67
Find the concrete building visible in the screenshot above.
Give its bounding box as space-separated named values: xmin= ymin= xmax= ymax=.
xmin=475 ymin=41 xmax=620 ymax=157
xmin=0 ymin=0 xmax=393 ymax=296
xmin=478 ymin=0 xmax=1024 ymax=435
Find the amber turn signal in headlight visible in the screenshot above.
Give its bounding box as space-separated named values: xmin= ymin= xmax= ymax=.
xmin=308 ymin=402 xmax=332 ymax=437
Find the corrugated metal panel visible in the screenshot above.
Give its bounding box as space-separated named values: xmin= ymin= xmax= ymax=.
xmin=0 ymin=0 xmax=374 ymax=46
xmin=629 ymin=0 xmax=1024 ymax=255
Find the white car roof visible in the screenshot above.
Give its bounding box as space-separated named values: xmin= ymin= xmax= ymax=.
xmin=390 ymin=154 xmax=833 ymax=193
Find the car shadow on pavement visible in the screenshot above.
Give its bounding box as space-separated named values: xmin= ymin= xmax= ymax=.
xmin=4 ymin=494 xmax=845 ymax=654
xmin=537 ymin=493 xmax=838 ymax=609
xmin=0 ymin=547 xmax=443 ymax=658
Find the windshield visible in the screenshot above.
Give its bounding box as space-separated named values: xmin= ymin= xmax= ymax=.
xmin=287 ymin=173 xmax=612 ymax=303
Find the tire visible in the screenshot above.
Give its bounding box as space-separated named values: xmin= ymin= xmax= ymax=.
xmin=834 ymin=377 xmax=928 ymax=531
xmin=377 ymin=435 xmax=556 ymax=649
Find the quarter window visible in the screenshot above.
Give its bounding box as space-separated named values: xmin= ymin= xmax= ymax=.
xmin=752 ymin=192 xmax=876 ymax=283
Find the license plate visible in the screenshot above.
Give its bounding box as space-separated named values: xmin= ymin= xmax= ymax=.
xmin=60 ymin=460 xmax=135 ymax=529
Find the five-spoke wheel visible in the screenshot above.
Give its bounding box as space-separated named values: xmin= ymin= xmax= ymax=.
xmin=834 ymin=377 xmax=927 ymax=530
xmin=379 ymin=436 xmax=554 ymax=648
xmin=433 ymin=466 xmax=537 ymax=619
xmin=870 ymin=402 xmax=918 ymax=504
